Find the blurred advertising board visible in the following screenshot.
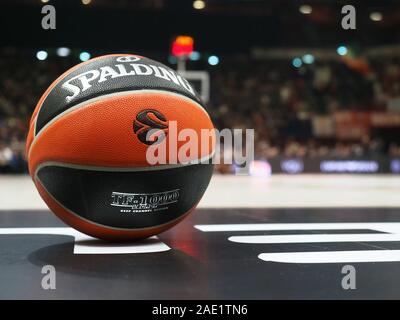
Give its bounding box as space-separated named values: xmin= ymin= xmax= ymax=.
xmin=265 ymin=157 xmax=400 ymax=174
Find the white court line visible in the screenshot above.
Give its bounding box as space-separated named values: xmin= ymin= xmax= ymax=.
xmin=259 ymin=250 xmax=400 ymax=263
xmin=0 ymin=228 xmax=170 ymax=254
xmin=229 ymin=233 xmax=400 ymax=244
xmin=196 ymin=222 xmax=400 ymax=264
xmin=195 ymin=222 xmax=400 ymax=232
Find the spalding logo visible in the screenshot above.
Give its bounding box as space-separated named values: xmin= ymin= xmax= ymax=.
xmin=133 ymin=109 xmax=168 ymax=145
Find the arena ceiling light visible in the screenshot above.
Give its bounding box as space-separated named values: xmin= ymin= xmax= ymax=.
xmin=190 ymin=51 xmax=201 ymax=61
xmin=292 ymin=57 xmax=302 ymax=68
xmin=56 ymin=47 xmax=71 ymax=57
xmin=82 ymin=0 xmax=92 ymax=5
xmin=79 ymin=51 xmax=91 ymax=62
xmin=337 ymin=46 xmax=348 ymax=56
xmin=168 ymin=55 xmax=177 ymax=64
xmin=302 ymin=54 xmax=314 ymax=64
xmin=370 ymin=12 xmax=383 ymax=22
xmin=193 ymin=0 xmax=205 ymax=10
xmin=41 ymin=0 xmax=49 ymax=3
xmin=36 ymin=50 xmax=48 ymax=61
xmin=299 ymin=5 xmax=312 ymax=15
xmin=208 ymin=55 xmax=219 ymax=66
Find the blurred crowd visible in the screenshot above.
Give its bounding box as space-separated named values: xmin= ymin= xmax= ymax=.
xmin=208 ymin=55 xmax=400 ymax=163
xmin=0 ymin=50 xmax=400 ymax=173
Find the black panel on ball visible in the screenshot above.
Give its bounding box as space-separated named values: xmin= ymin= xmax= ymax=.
xmin=36 ymin=163 xmax=213 ymax=229
xmin=35 ymin=55 xmax=204 ymax=135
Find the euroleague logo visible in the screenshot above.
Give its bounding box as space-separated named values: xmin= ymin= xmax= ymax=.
xmin=133 ymin=109 xmax=168 ymax=145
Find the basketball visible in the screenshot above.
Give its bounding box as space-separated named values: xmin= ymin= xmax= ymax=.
xmin=26 ymin=54 xmax=215 ymax=241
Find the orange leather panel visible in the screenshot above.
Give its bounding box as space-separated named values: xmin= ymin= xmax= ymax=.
xmin=28 ymin=91 xmax=215 ymax=175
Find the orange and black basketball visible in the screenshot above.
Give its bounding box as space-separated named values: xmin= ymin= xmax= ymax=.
xmin=26 ymin=54 xmax=215 ymax=241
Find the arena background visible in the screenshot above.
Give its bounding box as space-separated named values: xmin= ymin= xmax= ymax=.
xmin=1 ymin=0 xmax=400 ymax=300
xmin=1 ymin=0 xmax=400 ymax=175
